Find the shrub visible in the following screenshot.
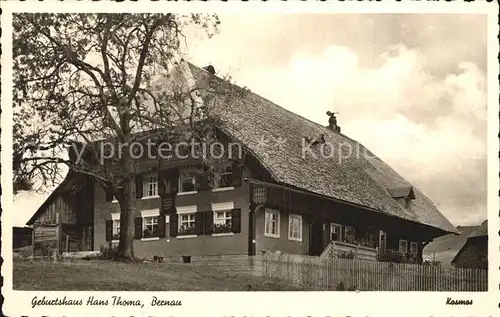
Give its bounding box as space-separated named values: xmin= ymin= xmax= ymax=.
xmin=423 ymin=259 xmax=442 ymax=267
xmin=211 ymin=223 xmax=232 ymax=234
xmin=99 ymin=245 xmax=120 ymax=260
xmin=377 ymin=250 xmax=419 ymax=263
xmin=178 ymin=226 xmax=196 ymax=235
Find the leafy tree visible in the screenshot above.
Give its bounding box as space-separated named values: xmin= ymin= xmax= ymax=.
xmin=13 ymin=13 xmax=229 ymax=259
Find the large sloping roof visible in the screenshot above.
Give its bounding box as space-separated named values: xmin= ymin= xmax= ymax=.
xmin=468 ymin=220 xmax=488 ymax=238
xmin=187 ymin=62 xmax=458 ymax=234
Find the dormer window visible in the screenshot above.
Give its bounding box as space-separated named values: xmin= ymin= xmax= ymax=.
xmin=387 ymin=186 xmax=415 ymax=210
xmin=404 ymin=197 xmax=411 ymax=209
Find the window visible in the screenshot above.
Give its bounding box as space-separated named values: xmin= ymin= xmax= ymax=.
xmin=177 ymin=205 xmax=197 ymax=236
xmin=288 ymin=214 xmax=302 ymax=241
xmin=399 ymin=240 xmax=408 ymax=253
xmin=330 ymin=223 xmax=342 ymax=242
xmin=143 ymin=216 xmax=159 ymax=238
xmin=344 ymin=225 xmax=356 ymax=244
xmin=214 ymin=163 xmax=232 ymax=189
xmin=264 ymin=209 xmax=280 ymax=238
xmin=179 ymin=214 xmax=196 ymax=233
xmin=141 ymin=209 xmax=160 ymax=240
xmin=211 ymin=202 xmax=233 ymax=234
xmin=179 ymin=168 xmax=198 ymax=193
xmin=215 ymin=211 xmax=232 ymax=225
xmin=404 ymin=198 xmax=411 ymax=209
xmin=111 ymin=213 xmax=120 ymax=241
xmin=143 ymin=174 xmax=158 ymax=197
xmin=113 ymin=220 xmax=120 ymax=240
xmin=410 ymin=242 xmax=418 ymax=255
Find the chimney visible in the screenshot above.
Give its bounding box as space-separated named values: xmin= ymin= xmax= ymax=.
xmin=326 ymin=111 xmax=341 ymax=133
xmin=203 ymin=65 xmax=216 ymax=75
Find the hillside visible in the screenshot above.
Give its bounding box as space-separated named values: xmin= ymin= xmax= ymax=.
xmin=423 ymin=225 xmax=478 ymax=266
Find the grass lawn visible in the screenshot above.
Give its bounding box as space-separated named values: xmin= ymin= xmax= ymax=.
xmin=13 ymin=259 xmax=306 ymax=291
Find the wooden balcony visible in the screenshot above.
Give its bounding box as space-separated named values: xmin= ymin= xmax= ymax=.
xmin=320 ymin=241 xmax=378 ymax=261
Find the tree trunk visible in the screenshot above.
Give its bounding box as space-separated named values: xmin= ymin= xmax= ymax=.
xmin=117 ymin=149 xmax=137 ymax=260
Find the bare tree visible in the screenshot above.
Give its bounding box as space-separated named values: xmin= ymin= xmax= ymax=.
xmin=12 ymin=13 xmax=239 ymax=260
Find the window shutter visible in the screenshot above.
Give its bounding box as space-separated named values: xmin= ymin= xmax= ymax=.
xmin=231 ymin=161 xmax=242 ymax=187
xmin=170 ymin=214 xmax=178 ymax=237
xmin=135 ymin=175 xmax=143 ymax=199
xmin=158 ymin=215 xmax=166 ymax=238
xmin=105 ymin=186 xmax=114 ymax=202
xmin=105 ymin=220 xmax=113 ymax=241
xmin=168 ymin=168 xmax=179 ymax=194
xmin=134 ymin=217 xmax=143 ymax=239
xmin=205 ymin=210 xmax=214 ymax=234
xmin=195 ymin=212 xmax=204 ymax=235
xmin=231 ymin=208 xmax=241 ymax=233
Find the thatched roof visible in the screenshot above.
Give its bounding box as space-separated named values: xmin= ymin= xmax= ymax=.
xmin=187 ymin=62 xmax=458 ymax=235
xmin=387 ymin=187 xmax=415 ymax=199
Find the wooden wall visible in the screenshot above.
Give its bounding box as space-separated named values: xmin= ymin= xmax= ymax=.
xmin=32 ymin=225 xmax=58 ymax=256
xmin=36 ymin=196 xmax=77 ymax=225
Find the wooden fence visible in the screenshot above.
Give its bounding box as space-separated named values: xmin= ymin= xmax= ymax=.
xmin=262 ymin=253 xmax=487 ymax=291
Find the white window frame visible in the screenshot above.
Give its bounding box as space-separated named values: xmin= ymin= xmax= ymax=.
xmin=141 ymin=209 xmax=160 ymax=241
xmin=288 ymin=214 xmax=302 ymax=242
xmin=214 ymin=211 xmax=232 ymax=224
xmin=409 ymin=242 xmax=418 ymax=255
xmin=211 ymin=202 xmax=234 ymax=236
xmin=111 ymin=213 xmax=120 ymax=241
xmin=142 ymin=173 xmax=159 ymax=198
xmin=330 ymin=223 xmax=342 ymax=242
xmin=176 ymin=205 xmax=197 ymax=238
xmin=264 ymin=209 xmax=280 ymax=238
xmin=178 ymin=168 xmax=199 ymax=195
xmin=399 ymin=239 xmax=408 ymax=253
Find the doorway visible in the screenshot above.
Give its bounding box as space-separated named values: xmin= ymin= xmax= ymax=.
xmin=309 ymin=221 xmax=324 ymax=256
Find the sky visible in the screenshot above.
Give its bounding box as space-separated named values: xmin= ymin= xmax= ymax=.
xmin=13 ymin=13 xmax=488 ymax=227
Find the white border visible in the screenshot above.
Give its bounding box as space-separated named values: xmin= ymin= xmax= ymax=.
xmin=1 ymin=1 xmax=498 ymax=317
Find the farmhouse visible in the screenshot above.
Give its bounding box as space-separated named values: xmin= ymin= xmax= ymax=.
xmin=26 ymin=61 xmax=459 ymax=262
xmin=451 ymin=220 xmax=488 ymax=269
